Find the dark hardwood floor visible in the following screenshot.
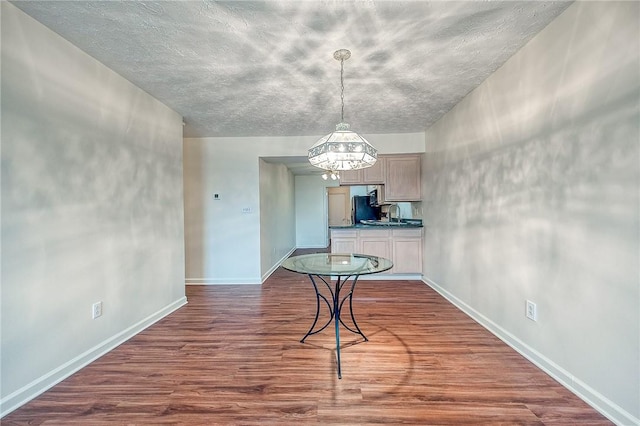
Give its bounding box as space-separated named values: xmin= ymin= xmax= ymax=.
xmin=4 ymin=250 xmax=610 ymax=425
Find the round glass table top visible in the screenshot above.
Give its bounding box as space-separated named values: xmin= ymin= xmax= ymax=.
xmin=281 ymin=253 xmax=393 ymax=276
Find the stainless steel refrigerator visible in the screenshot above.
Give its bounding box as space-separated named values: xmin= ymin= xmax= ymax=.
xmin=352 ymin=195 xmax=380 ymax=224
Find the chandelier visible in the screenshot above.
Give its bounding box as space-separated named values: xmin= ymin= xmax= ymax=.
xmin=308 ymin=49 xmax=377 ymax=171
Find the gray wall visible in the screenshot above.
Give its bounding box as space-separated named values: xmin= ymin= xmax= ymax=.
xmin=259 ymin=160 xmax=296 ymax=279
xmin=422 ymin=2 xmax=639 ymax=423
xmin=1 ymin=3 xmax=186 ymax=415
xmin=294 ymin=175 xmax=339 ymax=248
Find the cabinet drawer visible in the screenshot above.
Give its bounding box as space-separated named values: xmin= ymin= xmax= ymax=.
xmin=357 ymin=229 xmax=390 ymax=238
xmin=331 ymin=230 xmax=358 ymax=238
xmin=332 ymin=239 xmax=357 ymax=253
xmin=392 ymin=228 xmax=423 ymax=238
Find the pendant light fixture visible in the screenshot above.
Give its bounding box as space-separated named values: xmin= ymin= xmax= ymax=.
xmin=308 ymin=49 xmax=377 ymax=172
xmin=321 ymin=171 xmax=340 ymax=180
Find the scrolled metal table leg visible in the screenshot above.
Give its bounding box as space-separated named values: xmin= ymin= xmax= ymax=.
xmin=301 ymin=274 xmax=333 ymax=343
xmin=346 ymin=275 xmax=368 ymax=341
xmin=334 ymin=275 xmax=342 ymax=379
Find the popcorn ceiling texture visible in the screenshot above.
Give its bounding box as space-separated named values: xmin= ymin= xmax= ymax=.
xmin=12 ymin=1 xmax=571 ymax=138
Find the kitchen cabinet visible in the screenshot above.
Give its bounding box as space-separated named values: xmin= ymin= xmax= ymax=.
xmin=363 ymin=158 xmax=386 ymax=183
xmin=384 ymin=155 xmax=422 ymax=201
xmin=339 ymin=157 xmax=386 ymax=185
xmin=330 ymin=227 xmax=423 ymax=274
xmin=338 ymin=169 xmax=361 ymax=185
xmin=339 ymin=154 xmax=422 ymax=202
xmin=330 ymin=230 xmax=357 ymax=253
xmin=359 ymin=230 xmax=392 ymax=273
xmin=391 ymin=229 xmax=423 ymax=274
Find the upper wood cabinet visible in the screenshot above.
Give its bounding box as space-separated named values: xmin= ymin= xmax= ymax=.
xmin=363 ymin=158 xmax=386 ymax=183
xmin=337 ymin=169 xmax=362 ymax=185
xmin=339 ymin=154 xmax=422 ymax=201
xmin=339 ymin=157 xmax=386 ymax=185
xmin=384 ymin=155 xmax=422 ymax=201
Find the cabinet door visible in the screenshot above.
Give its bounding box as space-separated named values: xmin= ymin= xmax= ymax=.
xmin=362 ymin=157 xmax=385 ymax=184
xmin=359 ymin=230 xmax=390 ymax=257
xmin=339 ymin=169 xmax=362 ymax=185
xmin=392 ymin=238 xmax=423 ymax=274
xmin=385 ymin=155 xmax=422 ymax=201
xmin=360 ymin=232 xmax=391 ymax=274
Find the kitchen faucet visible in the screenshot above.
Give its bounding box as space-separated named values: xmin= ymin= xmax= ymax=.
xmin=388 ymin=204 xmax=401 ymax=223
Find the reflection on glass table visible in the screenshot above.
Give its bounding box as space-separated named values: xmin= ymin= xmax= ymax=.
xmin=281 ymin=253 xmax=393 ymax=378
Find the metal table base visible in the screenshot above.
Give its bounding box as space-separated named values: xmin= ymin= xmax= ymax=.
xmin=281 ymin=253 xmax=393 ymax=379
xmin=300 ymin=273 xmax=367 ymax=379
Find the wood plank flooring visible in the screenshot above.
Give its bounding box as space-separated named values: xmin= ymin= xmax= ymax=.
xmin=4 ymin=251 xmax=610 ymax=425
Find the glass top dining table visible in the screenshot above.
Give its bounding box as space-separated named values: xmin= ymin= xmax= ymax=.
xmin=281 ymin=252 xmax=393 ymax=378
xmin=281 ymin=252 xmax=393 ymax=277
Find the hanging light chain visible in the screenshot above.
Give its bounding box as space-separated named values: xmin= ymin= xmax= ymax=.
xmin=340 ymin=57 xmax=345 ymax=123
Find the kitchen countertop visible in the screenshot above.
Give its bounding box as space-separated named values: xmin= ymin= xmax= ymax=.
xmin=330 ymin=220 xmax=423 ymax=229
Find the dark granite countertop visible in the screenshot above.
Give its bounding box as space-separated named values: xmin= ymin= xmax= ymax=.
xmin=330 ymin=220 xmax=423 ymax=229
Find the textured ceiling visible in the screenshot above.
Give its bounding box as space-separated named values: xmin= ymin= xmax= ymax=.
xmin=12 ymin=1 xmax=571 ymax=140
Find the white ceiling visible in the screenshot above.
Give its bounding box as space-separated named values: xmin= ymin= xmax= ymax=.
xmin=12 ymin=0 xmax=572 ymax=141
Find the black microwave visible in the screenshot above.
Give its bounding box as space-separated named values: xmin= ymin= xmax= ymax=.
xmin=368 ymin=189 xmax=379 ymax=206
xmin=368 ymin=185 xmax=385 ymax=206
xmin=369 ymin=189 xmax=378 ymax=206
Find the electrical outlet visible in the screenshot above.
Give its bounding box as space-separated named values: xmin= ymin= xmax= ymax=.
xmin=526 ymin=300 xmax=537 ymax=321
xmin=92 ymin=301 xmax=103 ymax=319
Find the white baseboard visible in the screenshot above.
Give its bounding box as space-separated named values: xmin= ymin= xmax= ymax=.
xmin=185 ymin=247 xmax=308 ymax=285
xmin=186 ymin=278 xmax=261 ymax=285
xmin=0 ymin=297 xmax=188 ymax=418
xmin=423 ymin=276 xmax=638 ymax=426
xmin=261 ymin=247 xmax=296 ymax=282
xmin=357 ymin=273 xmax=423 ymax=281
xmin=186 ymin=248 xmax=298 ymax=285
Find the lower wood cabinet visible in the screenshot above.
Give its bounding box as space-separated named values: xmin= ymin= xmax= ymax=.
xmin=330 ymin=228 xmax=423 ymax=274
xmin=392 ymin=237 xmax=423 ymax=274
xmin=330 ymin=230 xmax=358 ymax=253
xmin=360 ymin=230 xmax=392 ymax=269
